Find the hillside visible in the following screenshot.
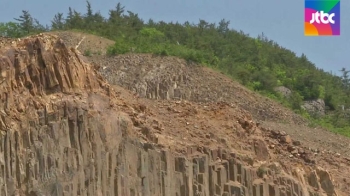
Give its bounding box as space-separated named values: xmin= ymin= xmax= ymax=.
xmin=58 ymin=30 xmax=350 ymax=193
xmin=50 ymin=30 xmax=350 ymax=157
xmin=0 ymin=32 xmax=350 ymax=196
xmin=1 ymin=2 xmax=350 ymax=134
xmin=0 ymin=2 xmax=350 ymax=195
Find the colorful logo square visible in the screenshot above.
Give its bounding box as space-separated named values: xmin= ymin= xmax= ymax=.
xmin=304 ymin=0 xmax=340 ymax=36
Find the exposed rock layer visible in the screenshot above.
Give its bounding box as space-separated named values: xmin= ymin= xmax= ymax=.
xmin=302 ymin=99 xmax=326 ymax=116
xmin=0 ymin=34 xmax=344 ymax=196
xmin=0 ymin=99 xmax=337 ymax=196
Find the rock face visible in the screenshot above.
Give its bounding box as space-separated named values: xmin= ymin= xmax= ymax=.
xmin=0 ymin=34 xmax=344 ymax=196
xmin=274 ymin=86 xmax=292 ymax=98
xmin=302 ymin=99 xmax=326 ymax=116
xmin=0 ymin=40 xmax=102 ymax=96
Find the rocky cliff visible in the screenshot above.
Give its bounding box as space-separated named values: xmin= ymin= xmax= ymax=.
xmin=0 ymin=34 xmax=346 ymax=196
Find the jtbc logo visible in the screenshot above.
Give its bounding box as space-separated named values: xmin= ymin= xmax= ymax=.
xmin=310 ymin=11 xmax=335 ymax=24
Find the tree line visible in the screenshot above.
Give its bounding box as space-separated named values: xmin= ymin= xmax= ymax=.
xmin=1 ymin=1 xmax=350 ymax=135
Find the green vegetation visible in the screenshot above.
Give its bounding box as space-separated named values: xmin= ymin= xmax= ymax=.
xmin=1 ymin=1 xmax=350 ymax=135
xmin=84 ymin=49 xmax=92 ymax=56
xmin=257 ymin=165 xmax=268 ymax=178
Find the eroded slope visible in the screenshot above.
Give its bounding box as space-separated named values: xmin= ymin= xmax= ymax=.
xmin=0 ymin=33 xmax=347 ymax=196
xmin=87 ymin=54 xmax=350 ymax=157
xmin=89 ymin=54 xmax=305 ymax=124
xmin=53 ymin=31 xmax=350 ymax=159
xmin=49 ymin=31 xmax=114 ymax=56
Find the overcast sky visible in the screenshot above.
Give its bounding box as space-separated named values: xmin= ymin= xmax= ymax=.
xmin=0 ymin=0 xmax=348 ymax=75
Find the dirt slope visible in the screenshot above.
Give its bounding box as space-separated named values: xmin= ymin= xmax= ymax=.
xmin=89 ymin=54 xmax=305 ymax=123
xmin=86 ymin=54 xmax=350 ymax=157
xmin=6 ymin=31 xmax=349 ymax=195
xmin=49 ymin=31 xmax=114 ymax=55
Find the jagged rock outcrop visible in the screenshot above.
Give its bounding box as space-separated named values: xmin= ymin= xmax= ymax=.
xmin=0 ymin=34 xmax=344 ymax=196
xmin=302 ymin=99 xmax=326 ymax=116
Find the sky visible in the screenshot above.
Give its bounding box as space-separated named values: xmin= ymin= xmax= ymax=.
xmin=0 ymin=0 xmax=348 ymax=76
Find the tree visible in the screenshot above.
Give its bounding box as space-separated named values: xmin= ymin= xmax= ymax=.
xmin=289 ymin=91 xmax=304 ymax=110
xmin=340 ymin=68 xmax=350 ymax=87
xmin=198 ymin=19 xmax=208 ymax=30
xmin=125 ymin=11 xmax=143 ymax=30
xmin=86 ymin=1 xmax=93 ymax=18
xmin=65 ymin=7 xmax=74 ymax=28
xmin=14 ymin=10 xmax=34 ymax=33
xmin=217 ymin=19 xmax=230 ymax=34
xmin=84 ymin=0 xmax=94 ymax=27
xmin=147 ymin=19 xmax=156 ymax=27
xmin=33 ymin=18 xmax=48 ymax=32
xmin=65 ymin=8 xmax=84 ymax=29
xmin=108 ymin=3 xmax=125 ymax=23
xmin=51 ymin=13 xmax=65 ymax=30
xmin=13 ymin=10 xmax=46 ymax=34
xmin=0 ymin=22 xmax=26 ymax=37
xmin=92 ymin=12 xmax=105 ymax=24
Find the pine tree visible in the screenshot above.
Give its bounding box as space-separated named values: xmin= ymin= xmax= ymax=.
xmin=14 ymin=10 xmax=34 ymax=33
xmin=65 ymin=7 xmax=74 ymax=28
xmin=51 ymin=13 xmax=65 ymax=30
xmin=86 ymin=1 xmax=93 ymax=18
xmin=339 ymin=67 xmax=350 ymax=97
xmin=108 ymin=3 xmax=125 ymax=23
xmin=85 ymin=0 xmax=94 ymax=27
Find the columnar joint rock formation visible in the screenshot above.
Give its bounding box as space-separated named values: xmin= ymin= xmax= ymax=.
xmin=0 ymin=34 xmax=341 ymax=196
